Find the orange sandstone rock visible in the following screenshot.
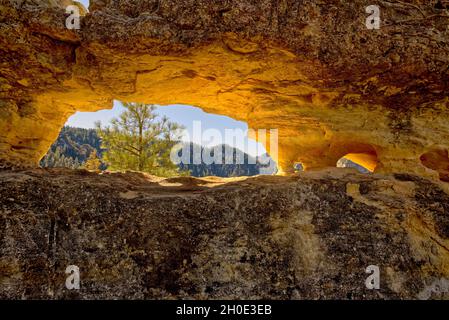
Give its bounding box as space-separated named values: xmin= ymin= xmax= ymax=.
xmin=0 ymin=0 xmax=448 ymax=180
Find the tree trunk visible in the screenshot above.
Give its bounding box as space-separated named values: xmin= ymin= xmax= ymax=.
xmin=138 ymin=123 xmax=143 ymax=172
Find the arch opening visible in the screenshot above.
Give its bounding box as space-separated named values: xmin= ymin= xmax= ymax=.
xmin=41 ymin=102 xmax=278 ymax=177
xmin=293 ymin=162 xmax=304 ymax=172
xmin=336 ymin=143 xmax=379 ymax=173
xmin=336 ymin=151 xmax=378 ymax=174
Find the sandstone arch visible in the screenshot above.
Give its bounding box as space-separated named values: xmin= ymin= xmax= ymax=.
xmin=1 ymin=0 xmax=448 ymax=179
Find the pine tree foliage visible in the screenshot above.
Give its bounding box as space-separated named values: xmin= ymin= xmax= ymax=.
xmin=95 ymin=103 xmax=187 ymax=177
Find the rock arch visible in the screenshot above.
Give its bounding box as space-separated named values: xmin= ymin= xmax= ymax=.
xmin=0 ymin=0 xmax=448 ymax=179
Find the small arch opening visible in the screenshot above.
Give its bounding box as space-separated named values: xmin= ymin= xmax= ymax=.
xmin=333 ymin=143 xmax=378 ymax=173
xmin=336 ymin=152 xmax=378 ymax=173
xmin=292 ymin=162 xmax=303 ymax=173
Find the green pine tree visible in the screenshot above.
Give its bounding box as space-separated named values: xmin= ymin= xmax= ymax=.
xmin=95 ymin=102 xmax=188 ymax=177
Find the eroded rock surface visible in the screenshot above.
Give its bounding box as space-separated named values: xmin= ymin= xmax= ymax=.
xmin=1 ymin=168 xmax=449 ymax=299
xmin=0 ymin=0 xmax=449 ymax=178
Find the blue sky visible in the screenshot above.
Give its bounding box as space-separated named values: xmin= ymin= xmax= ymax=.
xmin=78 ymin=0 xmax=89 ymax=8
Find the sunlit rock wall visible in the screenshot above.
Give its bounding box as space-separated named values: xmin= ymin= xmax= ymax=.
xmin=0 ymin=0 xmax=448 ymax=178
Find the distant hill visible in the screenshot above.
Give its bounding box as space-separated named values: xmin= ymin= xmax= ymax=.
xmin=176 ymin=142 xmax=276 ymax=177
xmin=41 ymin=126 xmax=277 ymax=176
xmin=40 ymin=126 xmax=103 ymax=169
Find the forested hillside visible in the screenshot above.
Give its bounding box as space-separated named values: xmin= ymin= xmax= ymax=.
xmin=41 ymin=127 xmax=277 ymax=176
xmin=40 ymin=127 xmax=103 ymax=169
xmin=177 ymin=143 xmax=276 ymax=177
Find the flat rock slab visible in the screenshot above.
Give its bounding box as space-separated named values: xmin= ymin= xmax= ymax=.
xmin=1 ymin=168 xmax=449 ymax=299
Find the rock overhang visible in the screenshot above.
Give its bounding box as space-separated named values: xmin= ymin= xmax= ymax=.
xmin=0 ymin=0 xmax=448 ymax=179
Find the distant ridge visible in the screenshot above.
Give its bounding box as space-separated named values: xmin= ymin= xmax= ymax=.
xmin=41 ymin=126 xmax=277 ymax=176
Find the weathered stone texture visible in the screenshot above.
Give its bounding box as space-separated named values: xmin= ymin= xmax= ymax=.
xmin=1 ymin=168 xmax=449 ymax=299
xmin=0 ymin=1 xmax=448 ymax=177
